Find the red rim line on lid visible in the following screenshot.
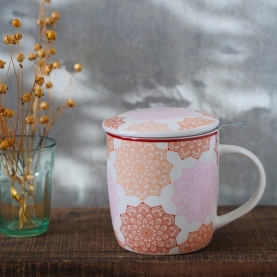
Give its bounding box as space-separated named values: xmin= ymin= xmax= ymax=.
xmin=106 ymin=130 xmax=218 ymax=143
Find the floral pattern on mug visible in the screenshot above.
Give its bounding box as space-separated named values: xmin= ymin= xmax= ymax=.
xmin=178 ymin=117 xmax=216 ymax=130
xmin=114 ymin=141 xmax=173 ymax=200
xmin=123 ymin=121 xmax=173 ymax=133
xmin=179 ymin=223 xmax=213 ymax=253
xmin=114 ymin=231 xmax=126 ymax=249
xmin=106 ymin=134 xmax=114 ymax=159
xmin=103 ymin=116 xmax=125 ymax=130
xmin=126 ymin=107 xmax=193 ymax=120
xmin=168 ymin=136 xmax=212 ymax=160
xmin=120 ymin=203 xmax=180 ymax=254
xmin=171 ymin=160 xmax=217 ymax=223
xmin=195 ymin=110 xmax=218 ymax=120
xmin=108 ymin=172 xmax=120 ymax=223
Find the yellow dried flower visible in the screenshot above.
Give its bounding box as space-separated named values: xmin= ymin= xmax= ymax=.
xmin=7 ymin=109 xmax=14 ymax=118
xmin=11 ymin=188 xmax=21 ymax=202
xmin=11 ymin=37 xmax=18 ymax=45
xmin=27 ymin=184 xmax=35 ymax=193
xmin=0 ymin=108 xmax=6 ymax=113
xmin=0 ymin=84 xmax=8 ymax=94
xmin=0 ymin=140 xmax=9 ymax=149
xmin=47 ymin=30 xmax=57 ymax=40
xmin=43 ymin=64 xmax=53 ymax=75
xmin=1 ymin=108 xmax=13 ymax=118
xmin=37 ymin=60 xmax=45 ymax=67
xmin=45 ymin=0 xmax=51 ymax=3
xmin=53 ymin=61 xmax=60 ymax=69
xmin=47 ymin=63 xmax=53 ymax=70
xmin=49 ymin=47 xmax=56 ymax=55
xmin=67 ymin=99 xmax=76 ymax=107
xmin=74 ymin=63 xmax=82 ymax=72
xmin=12 ymin=18 xmax=21 ymax=28
xmin=7 ymin=138 xmax=14 ymax=147
xmin=1 ymin=108 xmax=9 ymax=117
xmin=51 ymin=11 xmax=60 ymax=20
xmin=34 ymin=87 xmax=44 ymax=98
xmin=40 ymin=101 xmax=49 ymax=110
xmin=25 ymin=116 xmax=35 ymax=125
xmin=0 ymin=140 xmax=10 ymax=149
xmin=33 ymin=43 xmax=42 ymax=51
xmin=35 ymin=76 xmax=45 ymax=86
xmin=37 ymin=49 xmax=47 ymax=58
xmin=36 ymin=19 xmax=44 ymax=26
xmin=45 ymin=17 xmax=55 ymax=25
xmin=28 ymin=53 xmax=37 ymax=61
xmin=16 ymin=53 xmax=25 ymax=63
xmin=3 ymin=35 xmax=13 ymax=44
xmin=0 ymin=60 xmax=6 ymax=69
xmin=1 ymin=110 xmax=8 ymax=117
xmin=40 ymin=116 xmax=49 ymax=124
xmin=45 ymin=81 xmax=53 ymax=89
xmin=13 ymin=33 xmax=22 ymax=41
xmin=22 ymin=93 xmax=32 ymax=103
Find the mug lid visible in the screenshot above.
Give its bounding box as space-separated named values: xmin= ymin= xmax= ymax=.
xmin=102 ymin=107 xmax=219 ymax=138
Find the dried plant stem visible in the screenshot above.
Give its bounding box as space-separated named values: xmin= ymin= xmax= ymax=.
xmin=0 ymin=1 xmax=81 ymax=231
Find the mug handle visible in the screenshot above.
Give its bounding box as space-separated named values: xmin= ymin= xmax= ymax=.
xmin=215 ymin=144 xmax=266 ymax=230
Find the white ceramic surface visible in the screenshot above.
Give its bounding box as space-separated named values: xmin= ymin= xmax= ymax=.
xmin=102 ymin=107 xmax=219 ymax=138
xmin=103 ymin=108 xmax=266 ymax=255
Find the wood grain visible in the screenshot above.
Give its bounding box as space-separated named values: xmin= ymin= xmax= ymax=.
xmin=0 ymin=206 xmax=276 ymax=277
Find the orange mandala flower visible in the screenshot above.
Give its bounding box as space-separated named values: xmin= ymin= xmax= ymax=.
xmin=123 ymin=121 xmax=172 ymax=133
xmin=179 ymin=223 xmax=213 ymax=253
xmin=106 ymin=134 xmax=114 ymax=159
xmin=178 ymin=118 xmax=216 ymax=130
xmin=114 ymin=141 xmax=173 ymax=200
xmin=120 ymin=203 xmax=180 ymax=254
xmin=168 ymin=136 xmax=212 ymax=160
xmin=103 ymin=116 xmax=125 ymax=130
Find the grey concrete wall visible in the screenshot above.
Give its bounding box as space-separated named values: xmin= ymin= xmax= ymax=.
xmin=0 ymin=0 xmax=276 ymax=206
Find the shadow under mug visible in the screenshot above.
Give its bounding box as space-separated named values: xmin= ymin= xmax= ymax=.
xmin=105 ymin=130 xmax=266 ymax=255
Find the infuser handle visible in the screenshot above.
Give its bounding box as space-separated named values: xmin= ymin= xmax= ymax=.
xmin=215 ymin=145 xmax=266 ymax=230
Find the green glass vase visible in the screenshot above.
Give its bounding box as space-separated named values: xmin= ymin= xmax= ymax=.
xmin=0 ymin=136 xmax=56 ymax=237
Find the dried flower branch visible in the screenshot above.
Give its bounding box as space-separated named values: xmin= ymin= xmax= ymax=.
xmin=0 ymin=0 xmax=82 ymax=230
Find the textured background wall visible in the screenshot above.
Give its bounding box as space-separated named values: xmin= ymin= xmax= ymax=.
xmin=0 ymin=0 xmax=276 ymax=206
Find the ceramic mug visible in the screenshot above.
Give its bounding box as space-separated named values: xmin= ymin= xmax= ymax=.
xmin=102 ymin=107 xmax=266 ymax=255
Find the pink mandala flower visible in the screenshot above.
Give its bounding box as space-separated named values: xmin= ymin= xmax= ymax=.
xmin=103 ymin=116 xmax=125 ymax=130
xmin=107 ymin=172 xmax=120 ymax=223
xmin=126 ymin=107 xmax=193 ymax=120
xmin=168 ymin=136 xmax=212 ymax=160
xmin=179 ymin=223 xmax=213 ymax=253
xmin=106 ymin=134 xmax=114 ymax=159
xmin=114 ymin=141 xmax=173 ymax=200
xmin=171 ymin=160 xmax=217 ymax=223
xmin=120 ymin=203 xmax=180 ymax=254
xmin=123 ymin=121 xmax=172 ymax=133
xmin=178 ymin=118 xmax=216 ymax=130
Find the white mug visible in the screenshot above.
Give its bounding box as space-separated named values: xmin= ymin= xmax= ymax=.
xmin=102 ymin=107 xmax=266 ymax=255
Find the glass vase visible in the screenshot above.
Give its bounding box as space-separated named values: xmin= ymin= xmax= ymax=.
xmin=0 ymin=136 xmax=56 ymax=237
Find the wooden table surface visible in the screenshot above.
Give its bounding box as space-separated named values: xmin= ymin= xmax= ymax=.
xmin=0 ymin=206 xmax=276 ymax=277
